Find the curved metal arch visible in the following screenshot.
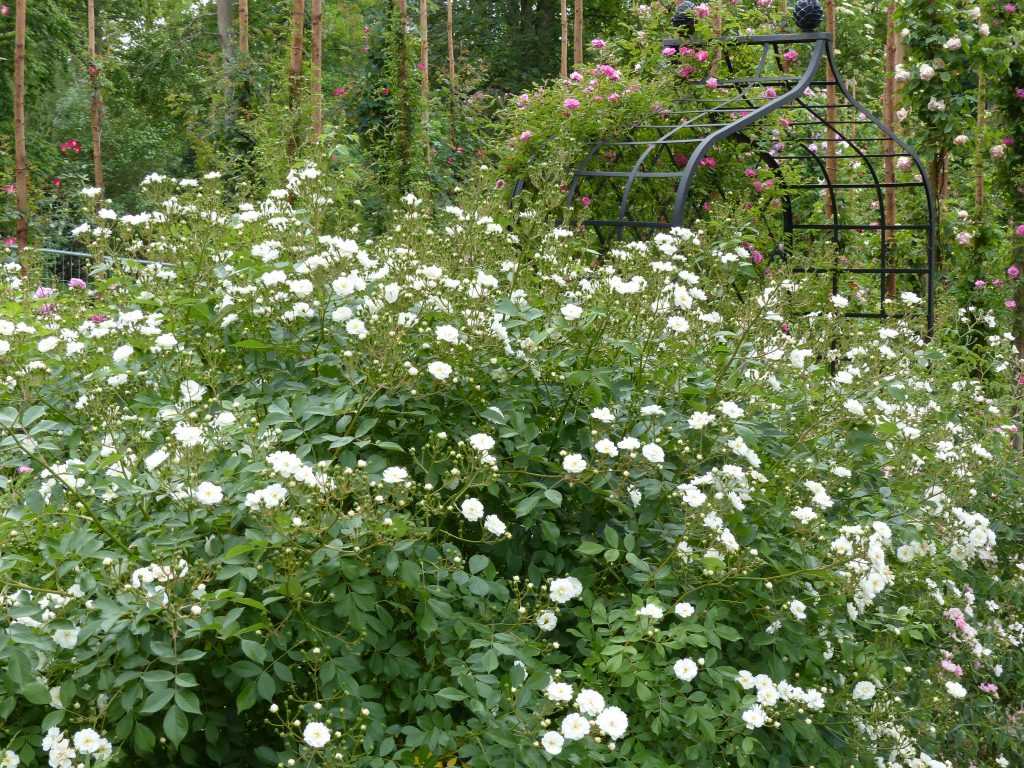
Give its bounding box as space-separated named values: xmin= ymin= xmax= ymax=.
xmin=822 ymin=46 xmax=937 ymax=332
xmin=559 ymin=30 xmax=936 ymax=334
xmin=668 ymin=38 xmax=827 ymax=225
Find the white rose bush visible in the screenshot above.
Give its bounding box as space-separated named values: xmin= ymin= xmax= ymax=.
xmin=0 ymin=170 xmax=1022 ymax=768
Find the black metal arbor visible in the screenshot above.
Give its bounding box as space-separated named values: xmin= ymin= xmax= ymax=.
xmin=565 ymin=15 xmax=937 ymax=332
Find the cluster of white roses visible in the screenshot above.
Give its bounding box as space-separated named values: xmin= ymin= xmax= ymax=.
xmin=42 ymin=727 xmax=112 ymax=767
xmin=735 ymin=670 xmax=826 ymax=730
xmin=539 ymin=679 xmax=629 ymax=755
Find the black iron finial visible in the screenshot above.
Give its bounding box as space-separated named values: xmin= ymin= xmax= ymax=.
xmin=671 ymin=1 xmax=697 ymax=33
xmin=793 ymin=0 xmax=824 ymax=31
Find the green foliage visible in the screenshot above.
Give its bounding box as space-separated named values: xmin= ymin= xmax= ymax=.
xmin=0 ymin=166 xmax=1022 ymax=766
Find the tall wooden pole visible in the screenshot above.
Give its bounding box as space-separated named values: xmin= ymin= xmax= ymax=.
xmin=311 ymin=0 xmax=323 ymax=140
xmin=239 ymin=0 xmax=249 ymax=55
xmin=419 ymin=0 xmax=429 ymax=166
xmin=560 ymin=0 xmax=568 ymax=79
xmin=87 ymin=0 xmax=104 ymax=192
xmin=288 ymin=0 xmax=306 ymax=157
xmin=396 ymin=0 xmax=411 ymax=190
xmin=447 ymin=0 xmax=456 ymax=145
xmin=824 ymin=0 xmax=838 ymax=225
xmin=573 ymin=0 xmax=583 ymax=67
xmin=882 ymin=0 xmax=901 ymax=296
xmin=13 ymin=0 xmax=28 ymax=248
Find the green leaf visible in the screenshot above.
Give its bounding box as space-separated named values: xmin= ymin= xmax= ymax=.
xmin=174 ymin=689 xmax=202 ymax=715
xmin=468 ymin=554 xmax=489 ymax=574
xmin=577 ymin=541 xmax=604 ymax=556
xmin=436 ymin=687 xmax=467 ymax=701
xmin=163 ymin=705 xmax=188 ymax=746
xmin=257 ymin=672 xmax=276 ymax=702
xmin=140 ymin=687 xmax=174 ymax=714
xmin=240 ymin=639 xmax=267 ymax=664
xmin=133 ymin=722 xmax=156 ymax=753
xmin=142 ymin=670 xmax=175 ymax=687
xmin=21 ymin=682 xmax=50 ymax=705
xmin=236 ymin=681 xmax=258 ymax=713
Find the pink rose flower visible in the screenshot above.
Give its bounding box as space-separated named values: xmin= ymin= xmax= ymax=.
xmin=563 ymin=97 xmax=581 ymax=110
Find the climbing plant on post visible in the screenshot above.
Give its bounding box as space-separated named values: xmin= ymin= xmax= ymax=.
xmin=311 ymin=0 xmax=323 ymax=140
xmin=560 ymin=0 xmax=568 ymax=79
xmin=87 ymin=0 xmax=104 ymax=193
xmin=420 ymin=0 xmax=429 ymax=168
xmin=287 ymin=0 xmax=306 ymax=158
xmin=13 ymin=0 xmax=28 ymax=249
xmin=574 ymin=0 xmax=583 ymax=67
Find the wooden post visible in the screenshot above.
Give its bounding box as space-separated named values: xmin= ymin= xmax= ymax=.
xmin=87 ymin=0 xmax=104 ymax=192
xmin=882 ymin=0 xmax=901 ymax=296
xmin=974 ymin=73 xmax=986 ymax=217
xmin=239 ymin=0 xmax=249 ymax=55
xmin=287 ymin=0 xmax=306 ymax=157
xmin=396 ymin=0 xmax=411 ymax=189
xmin=560 ymin=0 xmax=568 ymax=79
xmin=419 ymin=0 xmax=429 ymax=166
xmin=447 ymin=0 xmax=456 ymax=145
xmin=824 ymin=0 xmax=838 ymax=226
xmin=13 ymin=0 xmax=28 ymax=248
xmin=311 ymin=0 xmax=323 ymax=140
xmin=573 ymin=0 xmax=583 ymax=67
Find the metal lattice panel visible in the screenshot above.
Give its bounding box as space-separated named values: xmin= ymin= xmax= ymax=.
xmin=565 ymin=31 xmax=936 ymax=333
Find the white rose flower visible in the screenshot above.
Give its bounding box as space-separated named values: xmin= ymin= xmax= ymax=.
xmin=303 ymin=721 xmax=332 ymax=748
xmin=435 ymin=324 xmax=460 ymax=343
xmin=536 ymin=611 xmax=557 ymax=631
xmin=674 ymin=658 xmax=699 ymax=682
xmin=575 ymin=688 xmax=606 ymax=717
xmin=381 ymin=466 xmax=408 ymax=484
xmin=193 ymin=481 xmax=224 ymax=506
xmin=460 ymin=497 xmax=485 ymax=522
xmin=674 ymin=602 xmax=695 ymax=618
xmin=562 ymin=453 xmax=587 ymax=474
xmin=545 ymin=680 xmax=574 ymax=702
xmin=112 ymin=344 xmax=134 ymax=364
xmin=52 ymin=627 xmax=79 ymax=649
xmin=549 ymin=576 xmax=583 ymax=604
xmin=852 ymin=681 xmax=876 ymax=701
xmin=483 ymin=515 xmax=507 ymax=536
xmin=428 ymin=361 xmax=453 ymax=380
xmin=641 ymin=443 xmax=665 ymax=464
xmin=595 ymin=705 xmax=628 ymax=740
xmin=560 ymin=304 xmax=583 ymax=321
xmin=541 ymin=730 xmax=564 ymax=755
xmin=561 ymin=713 xmax=591 ymax=741
xmin=468 ymin=433 xmax=495 ymax=451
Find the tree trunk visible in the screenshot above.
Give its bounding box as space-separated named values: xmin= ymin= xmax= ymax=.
xmin=573 ymin=0 xmax=582 ymax=66
xmin=288 ymin=0 xmax=306 ymax=157
xmin=239 ymin=0 xmax=249 ymax=55
xmin=311 ymin=0 xmax=323 ymax=140
xmin=87 ymin=0 xmax=104 ymax=192
xmin=447 ymin=0 xmax=456 ymax=146
xmin=419 ymin=0 xmax=429 ymax=167
xmin=882 ymin=0 xmax=901 ymax=296
xmin=560 ymin=0 xmax=568 ymax=79
xmin=217 ymin=0 xmax=236 ymax=136
xmin=13 ymin=0 xmax=28 ymax=249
